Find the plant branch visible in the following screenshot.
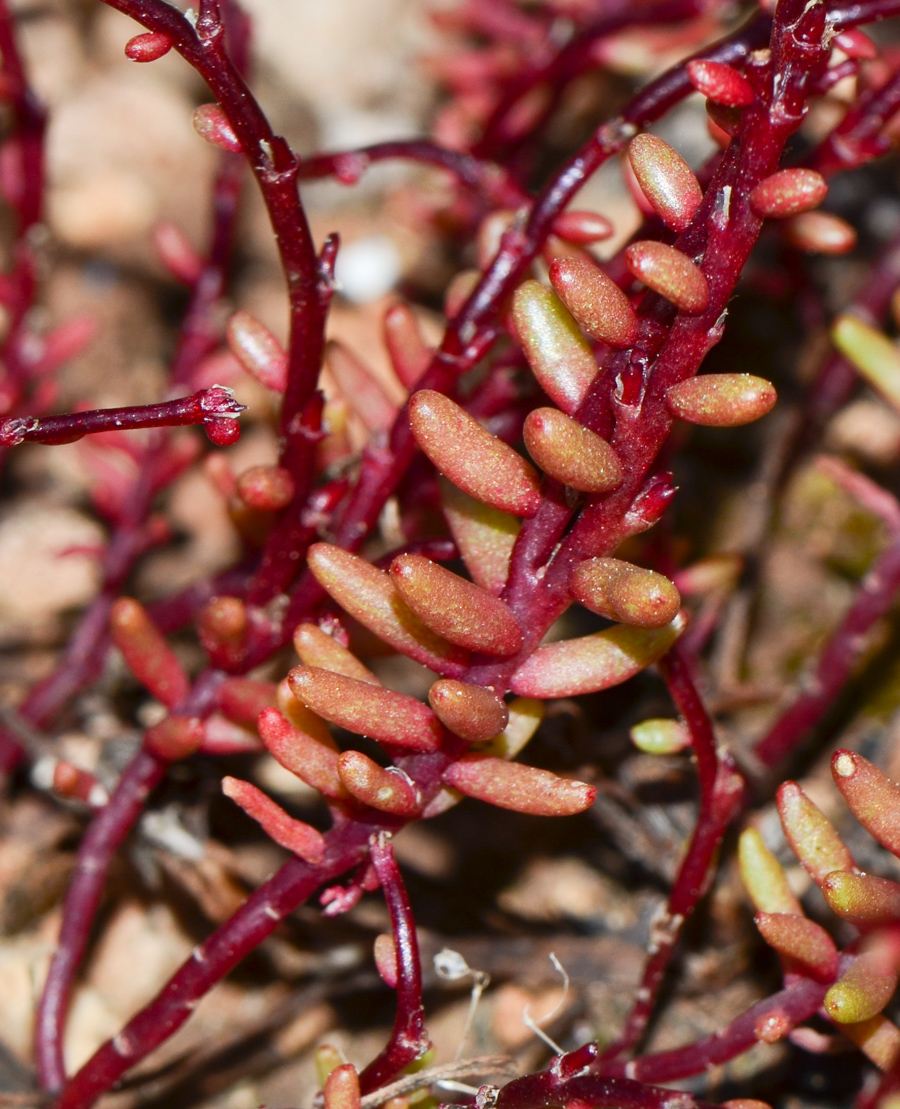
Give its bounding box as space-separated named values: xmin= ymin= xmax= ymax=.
xmin=360 ymin=833 xmax=430 ymax=1094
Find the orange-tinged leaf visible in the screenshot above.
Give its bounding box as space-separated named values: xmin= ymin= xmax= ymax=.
xmin=754 ymin=912 xmax=838 ymax=980
xmin=549 ymin=257 xmax=637 ymax=351
xmin=337 ymin=750 xmax=421 ymax=816
xmin=390 ymin=554 xmax=523 ymax=655
xmin=523 ymin=408 xmax=623 ymax=492
xmin=222 ymin=776 xmax=327 ymax=863
xmin=409 ymin=390 xmax=541 ymax=517
xmin=307 ymin=543 xmax=468 ymax=671
xmin=258 ymin=707 xmax=346 ymax=800
xmin=627 ymin=133 xmax=703 ymax=232
xmin=288 ymin=666 xmax=444 ymax=752
xmin=293 ymin=623 xmax=380 ymax=685
xmin=823 ymin=870 xmax=900 ymax=925
xmin=832 ymin=750 xmax=900 ymax=858
xmin=571 ymin=557 xmax=680 ymax=628
xmin=443 ymin=755 xmax=595 ymax=816
xmin=666 ymin=374 xmax=776 ymax=426
xmin=428 ymin=679 xmax=509 ymax=742
xmin=110 ymin=598 xmax=188 ymax=709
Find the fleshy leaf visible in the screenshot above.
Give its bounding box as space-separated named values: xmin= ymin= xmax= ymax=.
xmin=409 ymin=389 xmax=542 ymax=516
xmin=441 ymin=479 xmax=519 ymax=596
xmin=307 ymin=543 xmax=468 ymax=671
xmin=391 ymin=553 xmax=523 ymax=655
xmin=288 ymin=666 xmax=444 ymax=752
xmin=443 ymin=755 xmax=596 ymax=816
xmin=510 ymin=619 xmax=681 ymax=698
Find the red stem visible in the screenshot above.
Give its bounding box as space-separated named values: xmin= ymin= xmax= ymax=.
xmin=36 ymin=749 xmax=168 ymax=1091
xmin=598 ymin=645 xmax=744 ymax=1060
xmin=0 ymin=387 xmax=243 ymax=447
xmin=360 ymin=835 xmax=430 ymax=1094
xmin=52 ymin=821 xmax=374 ymax=1109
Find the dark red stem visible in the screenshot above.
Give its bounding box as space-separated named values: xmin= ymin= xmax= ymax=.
xmin=360 ymin=834 xmax=430 ymax=1093
xmin=0 ymin=387 xmax=243 ymax=447
xmin=52 ymin=820 xmax=374 ymax=1109
xmin=598 ymin=645 xmax=744 ymax=1060
xmin=36 ymin=749 xmax=168 ymax=1092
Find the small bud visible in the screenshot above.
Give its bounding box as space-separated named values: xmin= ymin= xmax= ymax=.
xmin=832 ymin=750 xmax=900 ymax=857
xmin=325 ymin=340 xmax=398 ymax=432
xmin=235 ymin=465 xmax=295 ymax=511
xmin=222 ymin=776 xmax=327 ymax=864
xmin=324 ymin=1063 xmax=361 ymax=1109
xmin=548 ymin=258 xmax=638 ymax=351
xmin=258 ymin=707 xmax=346 ymax=800
xmin=218 ymin=678 xmax=277 ymax=726
xmin=749 ymin=169 xmax=828 ymax=219
xmin=288 ymin=666 xmax=444 ymax=752
xmin=841 ymin=1015 xmax=900 ymax=1070
xmin=110 ymin=598 xmax=189 ymax=709
xmin=307 ymin=543 xmax=467 ymax=670
xmin=510 ymin=618 xmax=681 ymax=698
xmin=337 ymin=751 xmax=421 ymax=816
xmin=624 ymin=242 xmax=709 ymax=313
xmin=197 ymin=596 xmax=247 ymax=663
xmin=511 ymin=281 xmax=599 ymax=413
xmin=755 ymin=912 xmax=838 ymax=980
xmin=383 ymin=302 xmax=431 ymax=389
xmin=622 ymin=472 xmax=676 ymax=536
xmin=665 ymin=373 xmax=776 ymax=426
xmin=409 ymin=390 xmax=542 ymax=517
xmin=374 ymin=933 xmax=399 ymax=988
xmin=153 ymin=221 xmax=203 ymax=285
xmin=192 ymin=104 xmax=242 ymax=153
xmin=738 ymin=827 xmax=803 ymax=915
xmin=428 ymin=680 xmax=509 ymax=742
xmin=776 ymin=781 xmax=856 ymax=886
xmin=52 ymin=761 xmax=106 ymax=806
xmin=315 ymin=1045 xmax=343 ymax=1087
xmin=570 ymin=557 xmax=681 ymax=628
xmin=823 ymin=870 xmax=900 ymax=925
xmin=630 ymin=718 xmax=689 ymax=755
xmin=124 ymin=31 xmax=173 ymax=61
xmin=226 ymin=311 xmax=287 ymax=392
xmin=784 ymin=211 xmax=856 ymax=254
xmin=443 ymin=755 xmax=596 ymax=816
xmin=391 ymin=554 xmax=523 ymax=655
xmin=686 ymin=59 xmax=755 ymax=106
xmin=144 ymin=715 xmax=203 ymax=760
xmin=293 ymin=623 xmax=379 ymax=685
xmin=441 ymin=479 xmax=519 ymax=596
xmin=523 ymin=408 xmax=623 ymax=493
xmin=832 ymin=314 xmax=900 ymax=413
xmin=825 ymin=946 xmax=899 ymax=1024
xmin=627 ymin=133 xmax=703 ymax=232
xmin=552 ymin=210 xmax=614 ymax=245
